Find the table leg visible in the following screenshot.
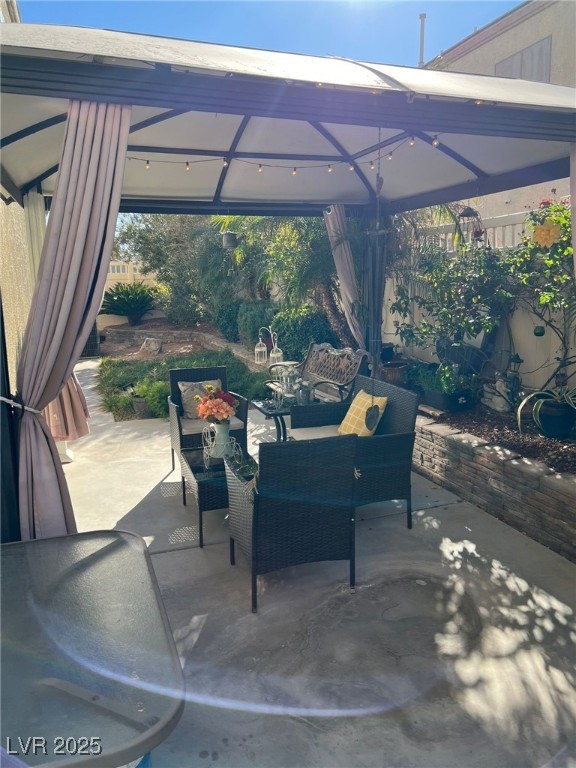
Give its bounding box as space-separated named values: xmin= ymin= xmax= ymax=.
xmin=271 ymin=414 xmax=287 ymax=441
xmin=199 ymin=507 xmax=204 ymax=548
xmin=182 ymin=476 xmax=187 ymax=505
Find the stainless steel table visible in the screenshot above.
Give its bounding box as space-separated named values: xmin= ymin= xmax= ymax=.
xmin=1 ymin=531 xmax=185 ymax=767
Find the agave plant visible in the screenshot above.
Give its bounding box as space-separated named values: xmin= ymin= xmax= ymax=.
xmin=99 ymin=282 xmax=155 ymax=325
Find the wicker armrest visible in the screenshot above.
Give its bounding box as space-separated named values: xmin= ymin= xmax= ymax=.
xmin=168 ymin=397 xmax=183 ymax=433
xmin=290 ymin=401 xmax=349 ymax=428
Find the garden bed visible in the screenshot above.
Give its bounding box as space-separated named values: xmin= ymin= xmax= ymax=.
xmin=433 ymin=403 xmax=576 ymax=475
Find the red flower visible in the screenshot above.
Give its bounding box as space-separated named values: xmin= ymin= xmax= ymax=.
xmin=219 ymin=391 xmax=236 ymax=407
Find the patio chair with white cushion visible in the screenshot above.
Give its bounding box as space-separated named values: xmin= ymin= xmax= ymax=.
xmin=168 ymin=366 xmax=248 ymax=470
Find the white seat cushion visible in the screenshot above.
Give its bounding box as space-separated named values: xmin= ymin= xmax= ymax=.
xmin=290 ymin=425 xmax=340 ymax=441
xmin=181 ymin=415 xmax=244 ymax=435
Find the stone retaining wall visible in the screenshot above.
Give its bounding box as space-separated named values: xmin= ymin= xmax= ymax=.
xmin=413 ymin=415 xmax=576 ymax=563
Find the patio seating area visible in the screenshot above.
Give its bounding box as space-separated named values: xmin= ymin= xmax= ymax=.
xmin=62 ymin=360 xmax=576 ymax=768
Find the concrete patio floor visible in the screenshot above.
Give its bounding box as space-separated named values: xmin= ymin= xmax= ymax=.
xmin=64 ymin=361 xmax=576 ymax=768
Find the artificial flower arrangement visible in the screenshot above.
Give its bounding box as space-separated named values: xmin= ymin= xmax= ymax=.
xmin=195 ymin=384 xmax=238 ymax=423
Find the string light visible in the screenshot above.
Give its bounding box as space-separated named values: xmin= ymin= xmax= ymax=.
xmin=370 ymin=160 xmax=375 ymax=171
xmin=432 ymin=136 xmax=440 ymax=147
xmin=292 ymin=167 xmax=297 ymax=176
xmin=185 ymin=162 xmax=190 ymax=171
xmin=258 ymin=164 xmax=263 ymax=173
xmin=145 ymin=159 xmax=150 ymax=170
xmin=349 ymin=164 xmax=354 ymax=172
xmin=327 ymin=165 xmax=332 ymax=173
xmin=223 ymin=158 xmax=229 ymax=167
xmin=409 ymin=137 xmax=415 ymax=147
xmin=474 ymin=99 xmax=483 ymax=105
xmin=387 ymin=153 xmax=393 ymax=161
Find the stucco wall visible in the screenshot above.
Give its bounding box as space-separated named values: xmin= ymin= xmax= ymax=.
xmin=0 ymin=199 xmax=34 ymax=388
xmin=433 ymin=1 xmax=575 ymax=86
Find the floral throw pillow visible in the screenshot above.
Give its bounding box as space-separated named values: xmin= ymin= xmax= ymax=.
xmin=178 ymin=379 xmax=221 ymax=420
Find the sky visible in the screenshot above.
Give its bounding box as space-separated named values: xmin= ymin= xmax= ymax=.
xmin=18 ymin=0 xmax=523 ymax=67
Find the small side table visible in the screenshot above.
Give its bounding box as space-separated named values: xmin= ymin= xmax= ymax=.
xmin=179 ymin=447 xmax=256 ymax=547
xmin=251 ymin=398 xmax=293 ymax=441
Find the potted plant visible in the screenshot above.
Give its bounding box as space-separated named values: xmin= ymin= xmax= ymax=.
xmin=517 ymin=386 xmax=576 ymax=439
xmin=415 ymin=362 xmax=478 ymax=412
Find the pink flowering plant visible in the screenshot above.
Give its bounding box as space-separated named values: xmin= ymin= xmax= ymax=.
xmin=195 ymin=384 xmax=238 ymax=423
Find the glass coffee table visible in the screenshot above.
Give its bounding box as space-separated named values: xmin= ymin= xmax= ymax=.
xmin=179 ymin=447 xmax=257 ymax=547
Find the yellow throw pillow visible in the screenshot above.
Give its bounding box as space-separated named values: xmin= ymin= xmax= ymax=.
xmin=337 ymin=389 xmax=388 ymax=437
xmin=178 ymin=379 xmax=221 ymax=419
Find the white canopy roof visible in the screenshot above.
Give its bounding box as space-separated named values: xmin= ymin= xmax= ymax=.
xmin=2 ymin=24 xmax=575 ymax=215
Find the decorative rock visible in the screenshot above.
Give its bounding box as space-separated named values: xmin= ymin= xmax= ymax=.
xmin=140 ymin=337 xmax=163 ymax=355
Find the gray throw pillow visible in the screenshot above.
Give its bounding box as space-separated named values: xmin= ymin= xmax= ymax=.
xmin=178 ymin=379 xmax=221 ymax=419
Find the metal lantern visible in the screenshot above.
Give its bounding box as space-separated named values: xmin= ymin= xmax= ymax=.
xmin=254 ymin=335 xmax=268 ymax=365
xmin=269 ymin=343 xmax=284 ymax=366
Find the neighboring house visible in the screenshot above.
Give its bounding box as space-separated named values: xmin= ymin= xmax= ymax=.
xmin=425 ymin=0 xmax=574 ymax=218
xmin=105 ymin=261 xmax=157 ymax=292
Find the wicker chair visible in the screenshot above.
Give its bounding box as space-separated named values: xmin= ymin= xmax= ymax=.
xmin=290 ymin=375 xmax=419 ymax=528
xmin=224 ymin=435 xmax=358 ymax=613
xmin=168 ymin=366 xmax=248 ymax=470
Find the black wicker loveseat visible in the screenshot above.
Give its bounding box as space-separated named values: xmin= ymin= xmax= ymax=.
xmin=289 ymin=375 xmax=419 ymax=528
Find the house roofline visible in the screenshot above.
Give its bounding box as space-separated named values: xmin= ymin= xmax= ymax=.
xmin=426 ymin=0 xmax=557 ymax=68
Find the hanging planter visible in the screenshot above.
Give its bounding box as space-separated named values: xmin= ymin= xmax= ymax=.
xmin=222 ymin=231 xmax=238 ymax=249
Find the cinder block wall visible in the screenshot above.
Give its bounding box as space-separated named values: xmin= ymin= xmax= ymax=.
xmin=413 ymin=416 xmax=576 ymax=563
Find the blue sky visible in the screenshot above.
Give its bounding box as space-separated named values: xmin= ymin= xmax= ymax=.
xmin=19 ymin=1 xmax=522 ymax=67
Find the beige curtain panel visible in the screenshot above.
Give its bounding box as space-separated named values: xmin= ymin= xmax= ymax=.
xmin=24 ymin=189 xmax=91 ymax=442
xmin=16 ymin=100 xmax=131 ymax=539
xmin=323 ymin=204 xmax=365 ymax=350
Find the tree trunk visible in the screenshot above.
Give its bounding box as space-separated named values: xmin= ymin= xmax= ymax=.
xmin=315 ymin=284 xmax=356 ymax=348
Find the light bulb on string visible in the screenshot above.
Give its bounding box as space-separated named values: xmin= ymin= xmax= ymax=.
xmin=327 ymin=165 xmax=332 ymax=173
xmin=370 ymin=160 xmax=375 ymax=171
xmin=258 ymin=164 xmax=263 ymax=173
xmin=292 ymin=167 xmax=297 ymax=176
xmin=432 ymin=136 xmax=440 ymax=148
xmin=349 ymin=164 xmax=354 ymax=172
xmin=223 ymin=158 xmax=229 ymax=167
xmin=409 ymin=137 xmax=415 ymax=147
xmin=145 ymin=159 xmax=150 ymax=170
xmin=387 ymin=153 xmax=393 ymax=161
xmin=185 ymin=162 xmax=190 ymax=172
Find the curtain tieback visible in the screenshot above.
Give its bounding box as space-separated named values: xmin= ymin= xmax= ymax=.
xmin=0 ymin=394 xmax=41 ymax=416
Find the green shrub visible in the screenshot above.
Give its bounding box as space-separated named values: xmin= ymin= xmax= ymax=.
xmin=237 ymin=301 xmax=276 ymax=347
xmin=164 ymin=281 xmax=205 ymax=327
xmin=134 ymin=379 xmax=171 ymax=417
xmin=97 ymin=348 xmax=269 ymax=419
xmin=271 ymin=306 xmax=339 ymax=360
xmin=101 ymin=392 xmax=134 ymax=420
xmin=99 ymin=282 xmax=156 ymax=325
xmin=213 ymin=300 xmax=242 ymax=342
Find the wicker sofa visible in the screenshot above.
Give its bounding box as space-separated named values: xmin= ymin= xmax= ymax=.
xmin=289 ymin=375 xmax=419 ymax=528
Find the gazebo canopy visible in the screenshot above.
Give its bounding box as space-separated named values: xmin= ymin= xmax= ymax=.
xmin=1 ymin=24 xmax=575 ymax=217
